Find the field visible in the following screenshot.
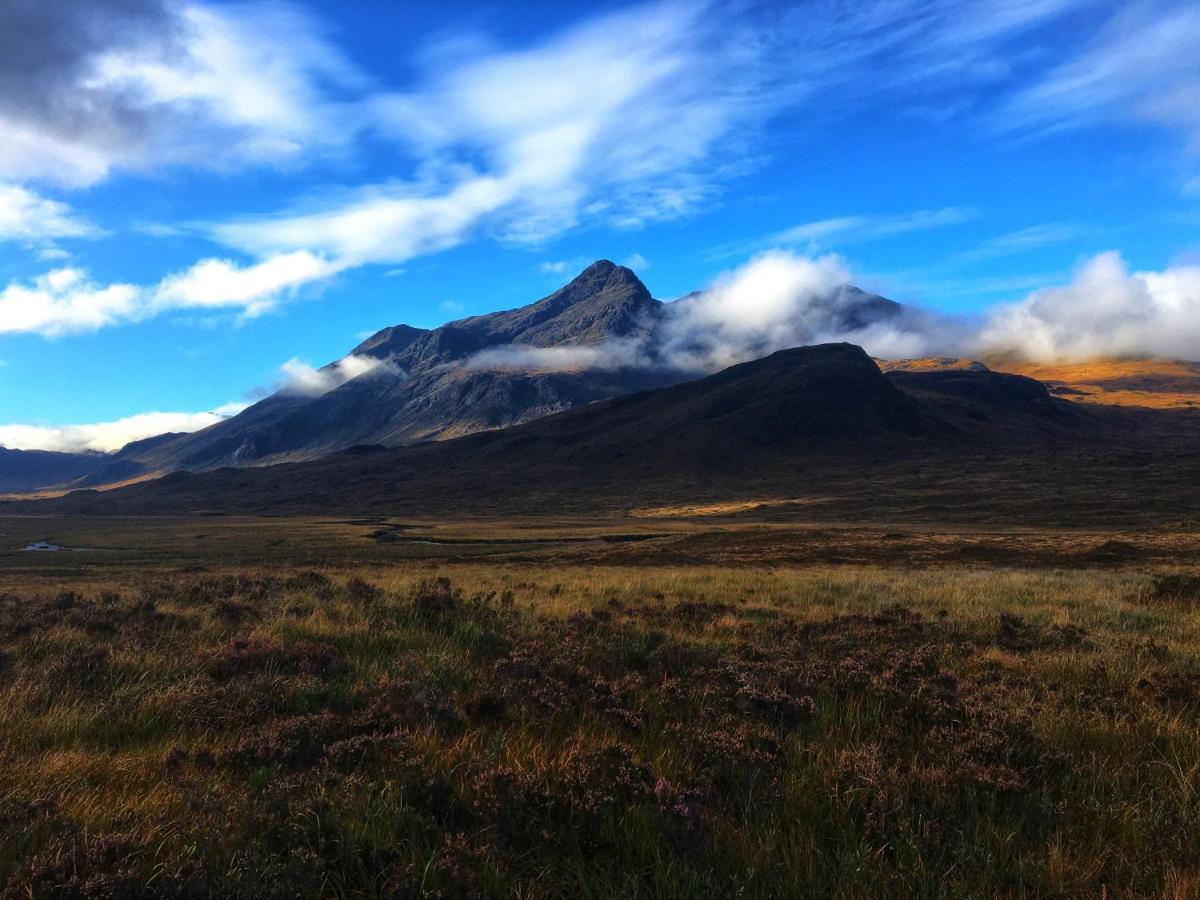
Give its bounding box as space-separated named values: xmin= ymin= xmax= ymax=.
xmin=1 ymin=516 xmax=1199 ymax=898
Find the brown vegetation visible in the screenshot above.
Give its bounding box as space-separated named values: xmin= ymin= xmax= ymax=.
xmin=1 ymin=541 xmax=1199 ymax=897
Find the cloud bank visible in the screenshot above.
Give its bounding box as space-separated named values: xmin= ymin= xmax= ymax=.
xmin=0 ymin=409 xmax=231 ymax=454
xmin=464 ymin=249 xmax=1200 ymax=377
xmin=978 ymin=252 xmax=1200 ymax=361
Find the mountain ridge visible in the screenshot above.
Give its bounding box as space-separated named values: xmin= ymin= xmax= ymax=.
xmin=6 ymin=260 xmax=1195 ymax=497
xmin=17 ymin=341 xmax=1185 ymax=525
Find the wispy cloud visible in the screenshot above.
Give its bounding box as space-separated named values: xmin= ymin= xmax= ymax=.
xmin=470 ymin=247 xmax=1200 ymax=374
xmin=539 ymin=259 xmax=584 ymax=276
xmin=0 ymin=0 xmax=1153 ymax=339
xmin=953 ymin=223 xmax=1081 ymax=263
xmin=994 ymin=4 xmax=1200 ymax=149
xmin=0 ymin=183 xmax=98 ymax=242
xmin=194 ymin=0 xmax=1077 ymax=292
xmin=709 ymin=208 xmax=977 ymax=259
xmin=775 ymin=208 xmax=979 ymax=247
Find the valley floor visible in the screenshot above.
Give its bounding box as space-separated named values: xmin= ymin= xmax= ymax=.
xmin=1 ymin=516 xmax=1198 ymax=897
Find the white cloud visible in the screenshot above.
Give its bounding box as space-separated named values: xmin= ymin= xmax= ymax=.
xmin=657 ymin=251 xmax=956 ymax=368
xmin=0 ymin=0 xmax=364 ymax=186
xmin=977 ymin=251 xmax=1200 ymax=361
xmin=213 ymin=177 xmax=516 ymax=266
xmin=0 ymin=268 xmax=141 ymax=336
xmin=0 ymin=0 xmax=1099 ymax=342
xmin=208 ymin=4 xmax=747 ymax=267
xmin=211 ymin=401 xmax=251 ymax=417
xmin=668 ymin=249 xmax=1200 ymax=366
xmin=154 ymin=251 xmax=343 ymax=317
xmin=0 ymin=253 xmax=341 ymax=336
xmin=0 ymin=184 xmax=97 ymax=242
xmin=0 ymin=408 xmax=237 ymax=454
xmin=278 ymin=354 xmax=397 ymax=397
xmin=464 ymin=342 xmax=646 ymax=373
xmin=208 ymin=0 xmax=1069 ymax=273
xmin=710 ymin=207 xmax=978 ymax=259
xmin=466 ymin=250 xmax=961 ymax=375
xmin=623 ymin=253 xmax=650 ymax=271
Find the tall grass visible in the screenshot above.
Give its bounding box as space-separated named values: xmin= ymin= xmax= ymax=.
xmin=0 ymin=565 xmax=1197 ymax=897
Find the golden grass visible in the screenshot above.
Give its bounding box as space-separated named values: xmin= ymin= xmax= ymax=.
xmin=879 ymin=355 xmax=1200 ymax=408
xmin=1 ymin=518 xmax=1198 ymax=896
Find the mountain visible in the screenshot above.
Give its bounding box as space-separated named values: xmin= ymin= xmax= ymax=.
xmin=23 ymin=341 xmax=1195 ymax=526
xmin=28 ymin=261 xmax=904 ymax=485
xmin=115 ymin=261 xmax=681 ymax=474
xmin=13 ymin=259 xmax=1186 ymax=501
xmin=0 ymin=447 xmax=105 ymax=495
xmin=0 ymin=433 xmax=188 ymax=495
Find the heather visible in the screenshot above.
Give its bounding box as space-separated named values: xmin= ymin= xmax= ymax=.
xmin=1 ymin=563 xmax=1198 ymax=898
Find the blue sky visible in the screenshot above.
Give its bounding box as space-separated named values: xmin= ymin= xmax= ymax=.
xmin=1 ymin=0 xmax=1199 ymax=451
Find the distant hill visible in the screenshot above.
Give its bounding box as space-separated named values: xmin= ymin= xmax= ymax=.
xmin=985 ymin=357 xmax=1200 ymax=409
xmin=0 ymin=434 xmax=185 ymax=496
xmin=880 ymin=356 xmax=1200 ymax=409
xmin=0 ymin=447 xmax=105 ymax=495
xmin=18 ymin=342 xmax=1198 ymax=526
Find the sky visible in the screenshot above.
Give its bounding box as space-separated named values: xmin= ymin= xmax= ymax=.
xmin=1 ymin=0 xmax=1199 ymax=452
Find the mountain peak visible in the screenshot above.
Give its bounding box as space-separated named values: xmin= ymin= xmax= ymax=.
xmin=579 ymin=259 xmax=618 ymax=277
xmin=351 ymin=323 xmax=428 ymax=359
xmin=561 ymin=259 xmax=645 ymax=298
xmin=437 ymin=259 xmax=657 ymax=350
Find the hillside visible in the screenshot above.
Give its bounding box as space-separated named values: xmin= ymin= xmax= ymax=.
xmin=0 ymin=447 xmax=105 ymax=495
xmin=2 ymin=262 xmax=906 ymax=494
xmin=89 ymin=261 xmax=682 ymax=475
xmin=15 ymin=342 xmax=1199 ymax=525
xmin=881 ymin=356 xmax=1200 ymax=408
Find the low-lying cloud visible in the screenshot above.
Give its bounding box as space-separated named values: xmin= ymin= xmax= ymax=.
xmin=0 ymin=409 xmax=234 ymax=454
xmin=978 ymin=252 xmax=1200 ymax=361
xmin=463 ymin=249 xmax=1200 ymax=376
xmin=462 ymin=342 xmax=647 ymax=373
xmin=278 ymin=354 xmax=398 ymax=397
xmin=654 ymin=252 xmax=960 ymax=370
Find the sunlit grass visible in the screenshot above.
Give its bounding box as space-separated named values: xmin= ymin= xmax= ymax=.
xmin=0 ymin=560 xmax=1197 ymax=896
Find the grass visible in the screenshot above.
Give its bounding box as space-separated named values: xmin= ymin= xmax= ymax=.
xmin=0 ymin=520 xmax=1199 ymax=897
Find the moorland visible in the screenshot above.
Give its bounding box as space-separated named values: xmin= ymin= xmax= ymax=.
xmin=1 ymin=514 xmax=1198 ymax=898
